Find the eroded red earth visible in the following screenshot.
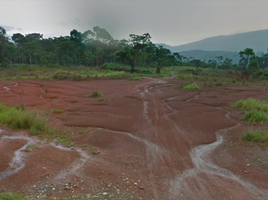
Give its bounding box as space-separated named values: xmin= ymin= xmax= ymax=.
xmin=0 ymin=78 xmax=268 ymax=199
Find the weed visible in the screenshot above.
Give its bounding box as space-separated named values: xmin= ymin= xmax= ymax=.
xmin=232 ymin=98 xmax=268 ymax=113
xmin=25 ymin=144 xmax=36 ymax=152
xmin=129 ymin=76 xmax=142 ymax=81
xmin=242 ymin=130 xmax=268 ymax=143
xmin=130 ymin=104 xmax=135 ymax=107
xmin=0 ymin=192 xmax=23 ymax=200
xmin=45 ymin=87 xmax=48 ymax=93
xmin=86 ymin=90 xmax=103 ymax=98
xmin=183 ymin=82 xmax=200 ymax=91
xmin=0 ymin=103 xmax=69 ymax=141
xmin=244 ymin=110 xmax=268 ymax=124
xmin=98 ymin=97 xmax=104 ymax=101
xmin=90 ymin=147 xmax=99 ymax=155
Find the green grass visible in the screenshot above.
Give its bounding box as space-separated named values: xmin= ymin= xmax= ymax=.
xmin=232 ymin=98 xmax=268 ymax=124
xmin=244 ymin=110 xmax=268 ymax=124
xmin=0 ymin=103 xmax=69 ymax=142
xmin=183 ymin=82 xmax=200 ymax=91
xmin=242 ymin=130 xmax=268 ymax=143
xmin=129 ymin=76 xmax=142 ymax=81
xmin=232 ymin=98 xmax=268 ymax=113
xmin=86 ymin=90 xmax=103 ymax=98
xmin=0 ymin=192 xmax=23 ymax=200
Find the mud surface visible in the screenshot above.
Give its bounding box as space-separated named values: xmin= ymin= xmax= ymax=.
xmin=0 ymin=79 xmax=268 ymax=199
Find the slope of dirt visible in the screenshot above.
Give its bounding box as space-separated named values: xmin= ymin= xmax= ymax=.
xmin=0 ymin=79 xmax=268 ymax=199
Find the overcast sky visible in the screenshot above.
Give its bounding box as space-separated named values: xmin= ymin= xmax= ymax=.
xmin=1 ymin=0 xmax=268 ymax=46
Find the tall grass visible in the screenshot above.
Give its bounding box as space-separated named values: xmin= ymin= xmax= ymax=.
xmin=232 ymin=98 xmax=268 ymax=124
xmin=232 ymin=98 xmax=268 ymax=113
xmin=183 ymin=82 xmax=200 ymax=91
xmin=0 ymin=103 xmax=67 ymax=140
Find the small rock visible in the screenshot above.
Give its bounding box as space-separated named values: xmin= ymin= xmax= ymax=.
xmin=103 ymin=192 xmax=108 ymax=196
xmin=86 ymin=193 xmax=91 ymax=198
xmin=134 ymin=183 xmax=138 ymax=186
xmin=140 ymin=186 xmax=144 ymax=190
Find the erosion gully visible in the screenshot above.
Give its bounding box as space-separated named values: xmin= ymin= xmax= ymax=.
xmin=0 ymin=79 xmax=267 ymax=199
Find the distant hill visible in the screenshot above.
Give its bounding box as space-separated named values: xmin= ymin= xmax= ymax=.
xmin=159 ymin=29 xmax=268 ymax=53
xmin=179 ymin=50 xmax=240 ymax=64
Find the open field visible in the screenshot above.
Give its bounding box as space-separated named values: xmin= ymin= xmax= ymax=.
xmin=0 ymin=75 xmax=268 ymax=199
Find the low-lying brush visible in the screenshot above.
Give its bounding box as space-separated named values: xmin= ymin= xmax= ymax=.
xmin=183 ymin=82 xmax=200 ymax=91
xmin=0 ymin=192 xmax=23 ymax=200
xmin=0 ymin=103 xmax=69 ymax=142
xmin=242 ymin=130 xmax=268 ymax=143
xmin=244 ymin=110 xmax=268 ymax=124
xmin=86 ymin=90 xmax=103 ymax=98
xmin=232 ymin=98 xmax=268 ymax=112
xmin=232 ymin=98 xmax=268 ymax=124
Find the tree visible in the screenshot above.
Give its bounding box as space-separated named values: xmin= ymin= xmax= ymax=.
xmin=239 ymin=48 xmax=255 ymax=74
xmin=115 ymin=33 xmax=152 ymax=73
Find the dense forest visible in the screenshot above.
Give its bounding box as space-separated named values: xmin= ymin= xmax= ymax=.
xmin=0 ymin=26 xmax=268 ymax=75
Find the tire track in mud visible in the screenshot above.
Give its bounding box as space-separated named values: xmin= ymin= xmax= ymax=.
xmin=168 ymin=94 xmax=268 ymax=199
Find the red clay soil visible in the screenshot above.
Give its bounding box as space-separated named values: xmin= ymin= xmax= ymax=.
xmin=0 ymin=78 xmax=268 ymax=200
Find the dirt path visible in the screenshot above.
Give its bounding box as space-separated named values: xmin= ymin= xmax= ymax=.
xmin=0 ymin=79 xmax=268 ymax=199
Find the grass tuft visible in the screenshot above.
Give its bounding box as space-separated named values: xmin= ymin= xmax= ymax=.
xmin=86 ymin=90 xmax=103 ymax=98
xmin=244 ymin=110 xmax=268 ymax=124
xmin=183 ymin=82 xmax=200 ymax=91
xmin=0 ymin=192 xmax=23 ymax=200
xmin=0 ymin=103 xmax=69 ymax=142
xmin=242 ymin=130 xmax=268 ymax=143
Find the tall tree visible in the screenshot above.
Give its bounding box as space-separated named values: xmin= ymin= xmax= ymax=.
xmin=239 ymin=48 xmax=255 ymax=74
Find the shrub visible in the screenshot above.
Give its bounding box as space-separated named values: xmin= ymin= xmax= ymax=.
xmin=232 ymin=98 xmax=268 ymax=112
xmin=244 ymin=110 xmax=268 ymax=124
xmin=0 ymin=103 xmax=67 ymax=140
xmin=242 ymin=130 xmax=268 ymax=143
xmin=183 ymin=82 xmax=200 ymax=91
xmin=86 ymin=90 xmax=103 ymax=98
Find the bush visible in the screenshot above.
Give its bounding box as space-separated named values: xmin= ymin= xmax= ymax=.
xmin=0 ymin=103 xmax=66 ymax=140
xmin=244 ymin=110 xmax=268 ymax=124
xmin=86 ymin=90 xmax=103 ymax=98
xmin=242 ymin=130 xmax=268 ymax=143
xmin=183 ymin=82 xmax=200 ymax=91
xmin=232 ymin=98 xmax=268 ymax=112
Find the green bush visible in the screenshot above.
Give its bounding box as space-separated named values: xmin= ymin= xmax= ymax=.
xmin=232 ymin=98 xmax=268 ymax=112
xmin=183 ymin=82 xmax=200 ymax=91
xmin=0 ymin=103 xmax=66 ymax=140
xmin=242 ymin=130 xmax=268 ymax=143
xmin=244 ymin=110 xmax=268 ymax=124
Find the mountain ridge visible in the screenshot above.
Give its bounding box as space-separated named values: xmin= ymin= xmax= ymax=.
xmin=158 ymin=29 xmax=268 ymax=53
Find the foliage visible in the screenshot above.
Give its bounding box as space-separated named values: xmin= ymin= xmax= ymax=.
xmin=183 ymin=82 xmax=200 ymax=91
xmin=232 ymin=98 xmax=268 ymax=124
xmin=242 ymin=130 xmax=268 ymax=143
xmin=0 ymin=103 xmax=68 ymax=141
xmin=0 ymin=192 xmax=23 ymax=200
xmin=86 ymin=90 xmax=103 ymax=98
xmin=232 ymin=98 xmax=268 ymax=113
xmin=244 ymin=110 xmax=267 ymax=124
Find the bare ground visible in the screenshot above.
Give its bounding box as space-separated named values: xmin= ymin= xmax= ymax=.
xmin=0 ymin=78 xmax=267 ymax=200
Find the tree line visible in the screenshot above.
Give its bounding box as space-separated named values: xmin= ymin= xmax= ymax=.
xmin=0 ymin=26 xmax=268 ymax=75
